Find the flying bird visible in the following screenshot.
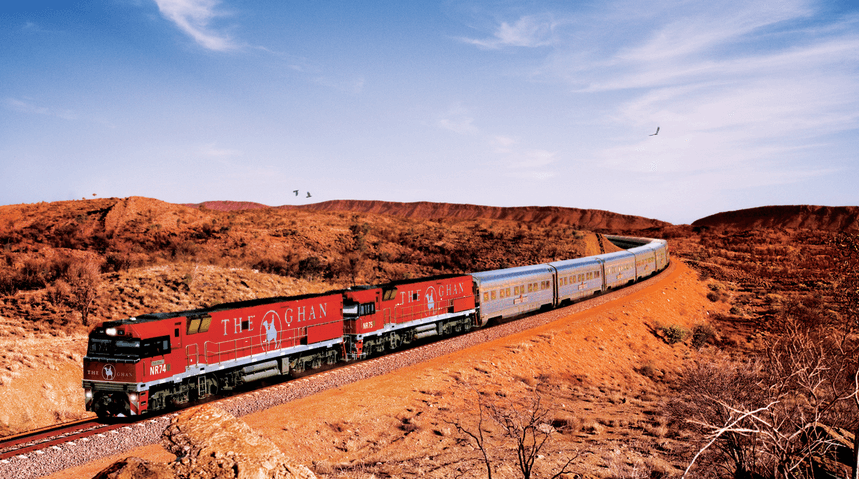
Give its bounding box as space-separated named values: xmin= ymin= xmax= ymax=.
xmin=306 ymin=192 xmax=312 ymax=198
xmin=293 ymin=190 xmax=299 ymax=196
xmin=649 ymin=127 xmax=660 ymax=136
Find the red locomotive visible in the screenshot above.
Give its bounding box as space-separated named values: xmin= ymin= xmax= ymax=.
xmin=83 ymin=274 xmax=475 ymax=417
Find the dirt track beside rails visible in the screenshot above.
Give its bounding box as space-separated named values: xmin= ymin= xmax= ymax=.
xmin=47 ymin=261 xmax=729 ymax=479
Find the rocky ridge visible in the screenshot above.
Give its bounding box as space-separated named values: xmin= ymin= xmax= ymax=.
xmin=93 ymin=404 xmax=316 ymax=479
xmin=692 ymin=204 xmax=859 ymax=232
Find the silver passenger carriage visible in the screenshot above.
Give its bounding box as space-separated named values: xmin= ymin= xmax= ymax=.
xmin=549 ymin=256 xmax=603 ymax=305
xmin=471 ymin=264 xmax=555 ymax=326
xmin=604 ymin=235 xmax=670 ymax=281
xmin=629 ymin=243 xmax=660 ymax=280
xmin=652 ymin=239 xmax=669 ymax=270
xmin=594 ymin=250 xmax=635 ymax=289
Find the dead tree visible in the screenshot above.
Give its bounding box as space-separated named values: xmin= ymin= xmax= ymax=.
xmin=450 ymin=390 xmax=576 ymax=479
xmin=676 ymin=317 xmax=859 ymax=479
xmin=64 ymin=255 xmax=103 ymax=326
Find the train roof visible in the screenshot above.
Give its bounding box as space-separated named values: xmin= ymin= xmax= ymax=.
xmin=102 ymin=289 xmax=343 ymax=327
xmin=351 ymin=273 xmax=471 ymax=291
xmin=549 ymin=256 xmax=603 ymax=270
xmin=99 ymin=274 xmax=472 ymax=328
xmin=470 ymin=263 xmax=554 ymax=283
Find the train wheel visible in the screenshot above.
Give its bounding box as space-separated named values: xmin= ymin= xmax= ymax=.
xmin=326 ymin=350 xmax=338 ymax=365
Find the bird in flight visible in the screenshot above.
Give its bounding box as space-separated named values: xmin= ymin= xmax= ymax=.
xmin=293 ymin=190 xmax=299 ymax=196
xmin=650 ymin=127 xmax=660 ymax=136
xmin=306 ymin=192 xmax=312 ymax=198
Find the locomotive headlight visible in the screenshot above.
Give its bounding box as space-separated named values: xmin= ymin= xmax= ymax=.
xmin=84 ymin=389 xmax=93 ymax=399
xmin=128 ymin=393 xmax=138 ymax=403
xmin=105 ymin=327 xmax=118 ymax=336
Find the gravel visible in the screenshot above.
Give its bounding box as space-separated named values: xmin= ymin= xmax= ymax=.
xmin=0 ymin=264 xmax=671 ymax=479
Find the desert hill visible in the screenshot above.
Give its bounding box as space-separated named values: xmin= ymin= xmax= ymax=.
xmin=0 ymin=196 xmax=626 ymax=436
xmin=692 ymin=204 xmax=859 ymax=232
xmin=3 ymin=197 xmax=859 ymax=477
xmin=190 ymin=199 xmax=672 ymax=231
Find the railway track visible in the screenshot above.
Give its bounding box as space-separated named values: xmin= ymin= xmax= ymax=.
xmin=0 ymin=262 xmax=677 ymax=478
xmin=0 ymin=419 xmax=117 ymax=461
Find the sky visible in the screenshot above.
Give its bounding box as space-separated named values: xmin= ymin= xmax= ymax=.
xmin=1 ymin=0 xmax=857 ymax=224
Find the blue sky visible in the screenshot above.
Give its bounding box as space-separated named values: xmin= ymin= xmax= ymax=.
xmin=1 ymin=0 xmax=857 ymax=224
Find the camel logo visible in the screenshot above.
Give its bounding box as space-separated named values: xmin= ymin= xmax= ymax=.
xmin=102 ymin=364 xmax=116 ymax=381
xmin=259 ymin=310 xmax=281 ymax=352
xmin=425 ymin=288 xmax=435 ymax=310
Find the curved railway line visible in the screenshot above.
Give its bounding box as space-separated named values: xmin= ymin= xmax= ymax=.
xmin=0 ymin=260 xmax=677 ymax=479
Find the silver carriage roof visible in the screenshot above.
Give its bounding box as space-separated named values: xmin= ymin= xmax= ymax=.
xmin=470 ymin=263 xmax=554 ymax=285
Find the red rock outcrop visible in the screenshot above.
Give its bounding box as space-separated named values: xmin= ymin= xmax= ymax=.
xmin=188 ymin=199 xmax=671 ymax=231
xmin=692 ymin=205 xmax=859 ymax=233
xmin=94 ymin=404 xmax=316 ymax=479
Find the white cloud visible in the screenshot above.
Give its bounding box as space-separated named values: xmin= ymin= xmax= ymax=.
xmin=436 ymin=105 xmax=557 ymax=180
xmin=5 ymin=98 xmax=78 ymax=120
xmin=462 ymin=14 xmax=560 ymax=49
xmin=153 ymin=0 xmax=236 ymax=51
xmin=438 ymin=105 xmax=479 ymax=135
xmin=199 ymin=143 xmax=242 ymax=157
xmin=529 ymin=0 xmax=859 ymax=193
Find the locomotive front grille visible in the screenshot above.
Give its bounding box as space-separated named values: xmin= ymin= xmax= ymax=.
xmin=86 ymin=381 xmax=129 ymax=391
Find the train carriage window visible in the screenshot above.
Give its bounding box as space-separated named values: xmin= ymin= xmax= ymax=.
xmin=587 ymin=272 xmax=592 ymax=280
xmin=595 ymin=271 xmax=600 ymax=278
xmin=506 ymin=287 xmax=511 ymax=297
xmin=483 ymin=292 xmax=489 ymax=302
xmin=514 ymin=286 xmax=519 ymax=295
xmin=527 ymin=283 xmax=532 ymax=293
xmin=491 ymin=290 xmax=496 ymax=300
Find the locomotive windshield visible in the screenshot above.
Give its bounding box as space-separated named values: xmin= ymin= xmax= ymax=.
xmin=86 ymin=335 xmax=171 ymax=359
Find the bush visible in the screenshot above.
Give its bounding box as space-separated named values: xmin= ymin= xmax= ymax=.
xmin=690 ymin=323 xmax=715 ymax=349
xmin=661 ymin=325 xmax=688 ymax=345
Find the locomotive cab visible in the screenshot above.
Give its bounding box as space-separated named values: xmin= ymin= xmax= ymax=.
xmin=83 ymin=321 xmax=170 ymax=417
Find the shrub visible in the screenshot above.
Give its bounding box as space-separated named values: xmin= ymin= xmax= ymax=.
xmin=661 ymin=325 xmax=688 ymax=345
xmin=637 ymin=361 xmax=660 ymax=380
xmin=690 ymin=323 xmax=716 ymax=349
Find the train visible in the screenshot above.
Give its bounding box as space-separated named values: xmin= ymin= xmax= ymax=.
xmin=82 ymin=235 xmax=668 ymax=418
